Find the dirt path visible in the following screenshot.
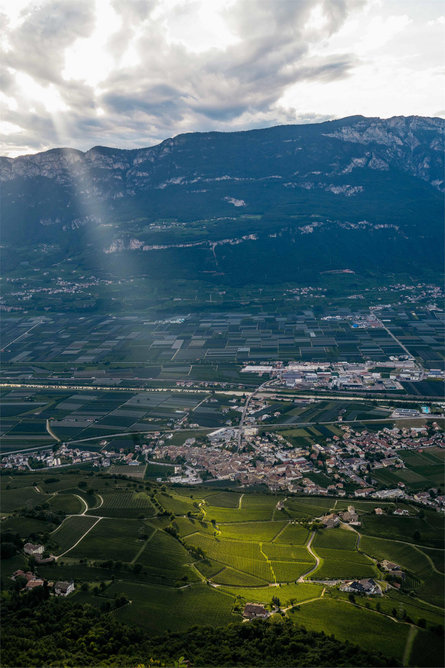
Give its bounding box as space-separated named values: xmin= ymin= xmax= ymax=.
xmin=402 ymin=625 xmax=418 ymax=667
xmin=46 ymin=418 xmax=61 ymax=443
xmin=55 ymin=517 xmax=102 ymax=559
xmin=88 ymin=493 xmax=104 ymax=512
xmin=281 ymin=587 xmax=326 ymax=612
xmin=259 ymin=541 xmax=277 ymax=584
xmin=341 ymin=522 xmax=361 ymax=550
xmin=238 ymin=493 xmax=244 ymax=510
xmin=131 ymin=528 xmax=157 ymax=565
xmin=298 ymin=532 xmax=320 ymax=582
xmin=74 ymin=494 xmax=88 ymax=515
xmin=412 ymin=544 xmax=443 ymax=575
xmin=271 ymin=521 xmax=289 ymax=543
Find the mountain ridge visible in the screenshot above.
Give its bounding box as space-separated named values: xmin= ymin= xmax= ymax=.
xmin=1 ymin=115 xmax=443 ymax=287
xmin=1 ymin=114 xmax=443 ymax=162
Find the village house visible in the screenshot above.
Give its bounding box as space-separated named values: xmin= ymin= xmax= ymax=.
xmin=243 ymin=603 xmax=269 ymax=620
xmin=339 ymin=505 xmax=360 ymax=525
xmin=54 ymin=580 xmax=75 ymax=596
xmin=340 ymin=578 xmax=382 ymax=596
xmin=380 ymin=560 xmax=405 ymax=579
xmin=23 ymin=543 xmax=45 ymax=557
xmin=320 ymin=513 xmax=340 ymax=529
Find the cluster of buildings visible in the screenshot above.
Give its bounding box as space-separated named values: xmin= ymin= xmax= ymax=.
xmin=367 ymin=283 xmax=443 ymax=308
xmin=0 ymin=443 xmax=111 ymax=471
xmin=242 ymin=357 xmax=439 ymax=391
xmin=147 ymin=420 xmax=444 ymax=507
xmin=11 ymin=570 xmax=74 ymax=596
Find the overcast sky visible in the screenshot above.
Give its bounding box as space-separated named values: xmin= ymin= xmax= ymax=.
xmin=1 ymin=0 xmax=444 ymax=157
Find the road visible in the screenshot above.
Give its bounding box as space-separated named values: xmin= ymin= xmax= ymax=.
xmin=55 ymin=517 xmax=102 ymax=559
xmin=2 ymin=380 xmax=442 ymax=404
xmin=376 ymin=317 xmax=414 ymax=359
xmin=1 ymin=318 xmax=45 ymax=352
xmin=298 ymin=532 xmax=320 ymax=582
xmin=2 ymin=413 xmax=440 ymax=457
xmin=237 ymin=379 xmax=274 ymax=450
xmin=46 ymin=419 xmax=61 ymax=443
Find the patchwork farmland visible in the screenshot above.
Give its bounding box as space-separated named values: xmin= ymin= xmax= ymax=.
xmin=1 ymin=469 xmax=444 ymax=666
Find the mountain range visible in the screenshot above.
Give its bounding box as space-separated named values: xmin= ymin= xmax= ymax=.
xmin=1 ymin=115 xmax=443 ymax=285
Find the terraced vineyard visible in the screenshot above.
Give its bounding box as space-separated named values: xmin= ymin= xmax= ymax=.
xmin=1 ymin=471 xmax=444 ymax=666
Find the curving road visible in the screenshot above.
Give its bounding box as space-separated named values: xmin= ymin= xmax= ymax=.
xmin=298 ymin=531 xmax=320 ymax=582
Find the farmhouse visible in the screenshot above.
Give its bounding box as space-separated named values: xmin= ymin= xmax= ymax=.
xmin=12 ymin=570 xmax=36 ymax=583
xmin=54 ymin=580 xmax=75 ymax=596
xmin=340 ymin=578 xmax=382 ymax=596
xmin=339 ymin=505 xmax=360 ymax=525
xmin=23 ymin=543 xmax=44 ymax=557
xmin=380 ymin=560 xmax=400 ymax=572
xmin=26 ymin=579 xmax=45 ymax=590
xmin=243 ymin=603 xmax=269 ymax=619
xmin=320 ymin=513 xmax=340 ymax=529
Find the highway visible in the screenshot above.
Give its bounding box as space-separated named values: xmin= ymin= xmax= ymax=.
xmin=1 ymin=381 xmax=442 ymax=404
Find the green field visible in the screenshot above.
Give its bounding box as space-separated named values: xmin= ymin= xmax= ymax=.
xmin=1 ymin=486 xmax=49 ymax=513
xmin=284 ymin=497 xmax=335 ymax=519
xmin=361 ymin=511 xmax=444 ymax=548
xmin=88 ymin=491 xmax=155 ymax=518
xmin=110 ymin=581 xmax=237 ymax=633
xmin=212 ymin=567 xmax=265 ymax=587
xmin=135 ymin=529 xmax=195 ymax=582
xmin=1 ymin=471 xmax=443 ymax=664
xmin=290 ymin=598 xmax=409 ymax=662
xmin=220 ymin=582 xmax=322 ymax=605
xmin=50 ymin=515 xmax=99 ymax=555
xmin=205 ymin=491 xmax=242 ymax=508
xmin=108 ymin=464 xmax=147 ymax=479
xmin=69 ymin=518 xmax=149 ymax=562
xmin=275 ymin=523 xmax=310 ymax=545
xmin=218 ymin=521 xmax=287 ymax=542
xmin=313 ymin=547 xmax=377 ymax=580
xmin=48 ymin=493 xmax=83 ymax=515
xmin=204 ymin=494 xmax=280 ymax=523
xmin=313 ymin=526 xmax=358 ymax=550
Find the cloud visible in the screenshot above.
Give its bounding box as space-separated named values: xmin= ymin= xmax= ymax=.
xmin=0 ymin=0 xmax=442 ymax=156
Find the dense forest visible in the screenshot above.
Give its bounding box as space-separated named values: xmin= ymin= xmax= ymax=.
xmin=1 ymin=588 xmax=398 ymax=667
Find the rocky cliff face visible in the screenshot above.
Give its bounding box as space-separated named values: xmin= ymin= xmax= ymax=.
xmin=1 ymin=115 xmax=443 ymax=192
xmin=0 ymin=116 xmax=443 ymax=284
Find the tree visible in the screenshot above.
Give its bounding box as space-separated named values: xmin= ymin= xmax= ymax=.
xmin=271 ymin=596 xmax=281 ymax=608
xmin=1 ymin=542 xmax=17 ymax=559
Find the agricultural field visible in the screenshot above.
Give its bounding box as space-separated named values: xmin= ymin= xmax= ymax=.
xmin=88 ymin=491 xmax=155 ymax=518
xmin=50 ymin=515 xmax=99 ymax=555
xmin=1 ymin=470 xmax=444 ymax=666
xmin=361 ymin=509 xmax=444 ymax=548
xmin=1 ymin=486 xmax=50 ymax=513
xmin=289 ymin=598 xmax=409 ymax=663
xmin=283 ymin=497 xmax=334 ymax=519
xmin=48 ymin=493 xmax=84 ymax=515
xmin=109 ymin=581 xmax=236 ymax=634
xmin=360 ymin=534 xmax=444 ymax=607
xmin=373 ymin=447 xmax=444 ymax=492
xmin=218 ymin=520 xmax=287 ymax=542
xmin=108 ymin=464 xmax=147 ymax=479
xmin=69 ymin=518 xmax=150 ymax=562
